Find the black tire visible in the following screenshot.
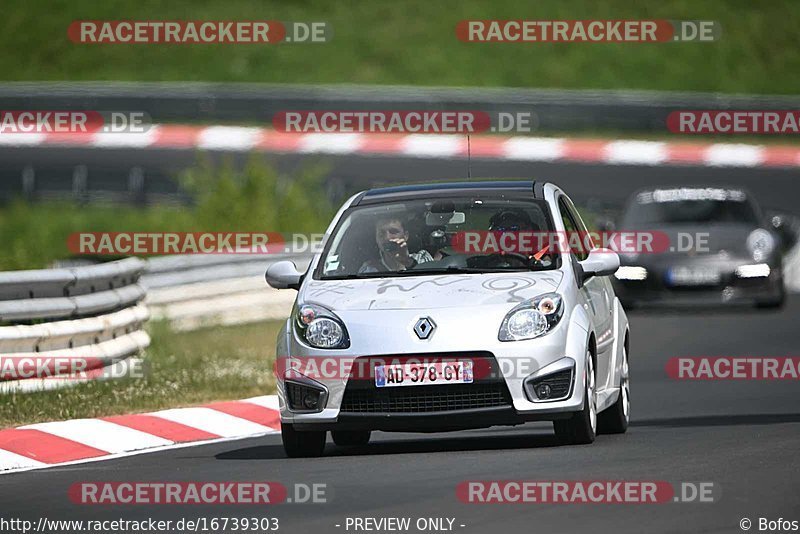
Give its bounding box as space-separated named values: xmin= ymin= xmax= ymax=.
xmin=598 ymin=343 xmax=630 ymax=434
xmin=281 ymin=422 xmax=326 ymax=458
xmin=332 ymin=430 xmax=371 ymax=447
xmin=756 ymin=289 xmax=786 ymax=309
xmin=755 ymin=276 xmax=786 ymax=309
xmin=554 ymin=350 xmax=596 ymax=445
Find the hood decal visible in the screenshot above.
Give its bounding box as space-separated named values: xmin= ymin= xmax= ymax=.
xmin=303 ymin=271 xmax=563 ymax=311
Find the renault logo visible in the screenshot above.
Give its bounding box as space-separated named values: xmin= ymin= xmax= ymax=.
xmin=413 ymin=317 xmax=436 ymax=340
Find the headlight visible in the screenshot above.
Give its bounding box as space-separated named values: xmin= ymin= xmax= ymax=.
xmin=295 ymin=303 xmax=350 ymax=349
xmin=499 ymin=293 xmax=564 ymax=342
xmin=747 ymin=229 xmax=775 ymax=262
xmin=615 ymin=266 xmax=648 ymax=281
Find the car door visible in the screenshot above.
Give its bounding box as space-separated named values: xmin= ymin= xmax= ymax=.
xmin=557 ymin=196 xmax=615 ymax=390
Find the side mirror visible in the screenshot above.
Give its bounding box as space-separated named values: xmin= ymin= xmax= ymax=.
xmin=266 ymin=260 xmax=303 ymax=290
xmin=578 ymin=248 xmax=620 ymax=281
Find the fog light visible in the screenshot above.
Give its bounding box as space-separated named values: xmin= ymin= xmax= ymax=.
xmin=285 ymin=380 xmax=327 ymax=412
xmin=302 ymin=392 xmax=320 ymax=410
xmin=536 ymin=384 xmax=552 ymax=399
xmin=524 ymin=365 xmax=575 ymax=402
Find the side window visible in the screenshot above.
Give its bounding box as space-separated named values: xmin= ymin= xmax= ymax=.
xmin=558 ymin=197 xmax=589 ymax=261
xmin=566 ymin=197 xmax=596 ymax=252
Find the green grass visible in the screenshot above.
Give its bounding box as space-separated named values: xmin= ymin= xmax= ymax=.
xmin=0 ymin=156 xmax=334 ymax=270
xmin=0 ymin=320 xmax=283 ymax=428
xmin=2 ymin=0 xmax=799 ymax=94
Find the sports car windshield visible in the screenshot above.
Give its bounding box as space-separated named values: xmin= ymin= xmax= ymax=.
xmin=622 ymin=188 xmax=759 ymax=227
xmin=317 ymin=197 xmax=559 ymax=279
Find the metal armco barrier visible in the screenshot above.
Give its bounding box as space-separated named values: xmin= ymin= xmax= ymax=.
xmin=0 ymin=253 xmax=315 ymax=393
xmin=1 ymin=81 xmax=798 ymax=132
xmin=0 ymin=258 xmax=150 ymax=393
xmin=141 ymin=252 xmax=312 ymax=331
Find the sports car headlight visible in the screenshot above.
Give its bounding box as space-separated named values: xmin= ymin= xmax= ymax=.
xmin=747 ymin=229 xmax=775 ymax=262
xmin=499 ymin=293 xmax=564 ymax=341
xmin=294 ymin=304 xmax=350 ymax=349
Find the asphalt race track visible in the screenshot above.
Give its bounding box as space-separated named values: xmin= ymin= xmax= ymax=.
xmin=3 ymin=288 xmax=798 ymax=533
xmin=3 ymin=145 xmax=800 ymax=214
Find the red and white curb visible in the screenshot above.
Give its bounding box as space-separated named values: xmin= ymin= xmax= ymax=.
xmin=0 ymin=395 xmax=280 ymax=474
xmin=0 ymin=125 xmax=799 ymax=168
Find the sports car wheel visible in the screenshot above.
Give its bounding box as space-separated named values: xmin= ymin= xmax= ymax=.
xmin=281 ymin=422 xmax=326 ymax=458
xmin=756 ymin=283 xmax=785 ymax=309
xmin=598 ymin=342 xmax=630 ymax=434
xmin=553 ymin=349 xmax=596 ymax=445
xmin=332 ymin=430 xmax=371 ymax=446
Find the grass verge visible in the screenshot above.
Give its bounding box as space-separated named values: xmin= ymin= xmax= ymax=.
xmin=0 ymin=156 xmax=334 ymax=270
xmin=2 ymin=0 xmax=799 ymax=94
xmin=0 ymin=319 xmax=282 ymax=428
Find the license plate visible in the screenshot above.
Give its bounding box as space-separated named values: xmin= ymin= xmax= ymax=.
xmin=375 ymin=361 xmax=473 ymax=388
xmin=666 ymin=266 xmax=721 ymax=286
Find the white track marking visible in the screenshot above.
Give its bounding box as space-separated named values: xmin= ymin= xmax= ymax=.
xmin=503 ymin=136 xmax=565 ymax=161
xmin=149 ymin=407 xmax=274 ymax=437
xmin=20 ymin=419 xmax=172 ymax=452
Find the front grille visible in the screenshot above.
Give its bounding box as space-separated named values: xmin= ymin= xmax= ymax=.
xmin=340 ymin=382 xmax=512 ymax=413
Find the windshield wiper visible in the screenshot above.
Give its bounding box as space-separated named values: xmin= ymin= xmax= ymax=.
xmin=320 ymin=272 xmax=396 ymax=280
xmin=393 ymin=266 xmax=524 ymax=275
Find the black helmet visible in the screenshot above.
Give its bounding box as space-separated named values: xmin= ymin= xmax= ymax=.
xmin=489 ymin=209 xmax=534 ymax=231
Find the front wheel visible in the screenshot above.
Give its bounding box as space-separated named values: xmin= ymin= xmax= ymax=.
xmin=281 ymin=422 xmax=326 ymax=458
xmin=598 ymin=343 xmax=630 ymax=434
xmin=553 ymin=350 xmax=596 ymax=445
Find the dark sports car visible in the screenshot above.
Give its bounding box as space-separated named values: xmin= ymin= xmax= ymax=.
xmin=611 ymin=187 xmax=785 ymax=309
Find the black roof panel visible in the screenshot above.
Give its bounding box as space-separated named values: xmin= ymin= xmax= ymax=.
xmin=357 ymin=180 xmax=539 ymax=205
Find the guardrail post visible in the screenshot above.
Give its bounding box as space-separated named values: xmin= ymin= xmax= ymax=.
xmin=21 ymin=165 xmax=35 ymax=201
xmin=72 ymin=165 xmax=88 ymax=204
xmin=128 ymin=166 xmax=146 ymax=206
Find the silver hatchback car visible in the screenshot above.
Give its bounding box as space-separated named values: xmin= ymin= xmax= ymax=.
xmin=267 ymin=181 xmax=630 ymax=457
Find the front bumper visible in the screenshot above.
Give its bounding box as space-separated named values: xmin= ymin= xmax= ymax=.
xmin=275 ymin=306 xmax=590 ymax=432
xmin=613 ymin=259 xmax=784 ymax=308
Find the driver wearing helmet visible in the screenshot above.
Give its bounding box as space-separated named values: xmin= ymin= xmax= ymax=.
xmin=488 ymin=209 xmax=552 ymax=265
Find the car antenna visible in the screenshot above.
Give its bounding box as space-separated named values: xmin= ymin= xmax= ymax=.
xmin=467 ymin=134 xmax=472 ymax=180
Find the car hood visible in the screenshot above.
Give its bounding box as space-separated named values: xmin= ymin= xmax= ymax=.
xmin=301 ymin=271 xmax=564 ymax=311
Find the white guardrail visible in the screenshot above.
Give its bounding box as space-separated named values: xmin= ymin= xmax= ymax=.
xmin=141 ymin=252 xmax=312 ymax=332
xmin=0 ymin=258 xmax=149 ymax=393
xmin=0 ymin=253 xmax=313 ymax=393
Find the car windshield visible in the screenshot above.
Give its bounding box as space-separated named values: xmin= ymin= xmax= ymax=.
xmin=622 ymin=188 xmax=759 ymax=227
xmin=316 ymin=196 xmax=559 ymax=279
